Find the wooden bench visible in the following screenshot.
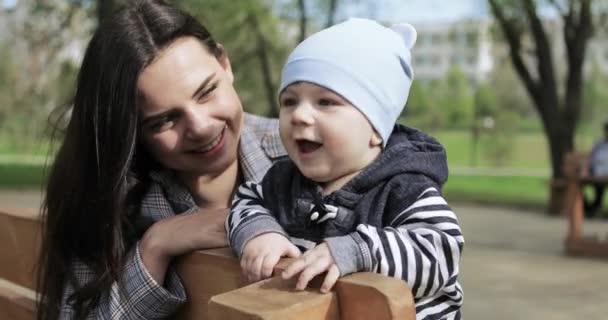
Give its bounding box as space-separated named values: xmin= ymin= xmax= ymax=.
xmin=0 ymin=207 xmax=39 ymax=320
xmin=563 ymin=152 xmax=608 ymax=259
xmin=0 ymin=207 xmax=415 ymax=319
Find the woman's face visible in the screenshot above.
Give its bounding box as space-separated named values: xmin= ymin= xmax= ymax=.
xmin=138 ymin=37 xmax=243 ymax=179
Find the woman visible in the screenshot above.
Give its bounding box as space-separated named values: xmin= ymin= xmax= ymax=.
xmin=36 ymin=0 xmax=285 ymax=319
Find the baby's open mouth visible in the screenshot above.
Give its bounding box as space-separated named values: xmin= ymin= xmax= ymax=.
xmin=296 ymin=139 xmax=322 ymax=154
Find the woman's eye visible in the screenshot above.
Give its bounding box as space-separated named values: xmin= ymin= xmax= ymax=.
xmin=150 ymin=117 xmax=175 ymax=132
xmin=197 ymin=84 xmax=218 ymax=102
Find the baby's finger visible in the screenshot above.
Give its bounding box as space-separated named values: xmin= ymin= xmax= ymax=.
xmin=240 ymin=254 xmax=253 ymax=278
xmin=249 ymin=255 xmax=265 ymax=282
xmin=261 ymin=253 xmax=280 ymax=279
xmin=296 ymin=259 xmax=328 ymax=290
xmin=281 ymin=255 xmax=309 ymax=279
xmin=285 ymin=244 xmax=302 ymax=258
xmin=320 ymin=264 xmax=340 ymax=293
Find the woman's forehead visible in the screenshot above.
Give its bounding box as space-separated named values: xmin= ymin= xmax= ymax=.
xmin=137 ymin=37 xmax=221 ymax=110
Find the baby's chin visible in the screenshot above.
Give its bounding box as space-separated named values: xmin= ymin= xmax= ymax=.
xmin=296 ymin=165 xmax=332 ymax=183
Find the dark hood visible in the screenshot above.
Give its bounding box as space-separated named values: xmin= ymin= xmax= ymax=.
xmin=344 ymin=124 xmax=448 ymax=194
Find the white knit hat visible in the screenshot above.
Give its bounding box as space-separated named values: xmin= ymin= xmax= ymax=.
xmin=279 ymin=18 xmax=417 ymax=146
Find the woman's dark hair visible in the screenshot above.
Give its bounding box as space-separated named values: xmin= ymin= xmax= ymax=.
xmin=36 ymin=1 xmax=223 ymax=319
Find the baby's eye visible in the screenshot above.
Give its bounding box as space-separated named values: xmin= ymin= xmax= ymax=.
xmin=318 ymin=98 xmax=338 ymax=107
xmin=280 ymin=97 xmax=298 ymax=107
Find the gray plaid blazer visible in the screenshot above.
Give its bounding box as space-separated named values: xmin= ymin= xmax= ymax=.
xmin=60 ymin=113 xmax=286 ymax=319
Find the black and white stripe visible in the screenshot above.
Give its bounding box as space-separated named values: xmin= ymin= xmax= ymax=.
xmin=354 ymin=187 xmax=463 ymax=319
xmin=228 ymin=183 xmax=464 ymax=320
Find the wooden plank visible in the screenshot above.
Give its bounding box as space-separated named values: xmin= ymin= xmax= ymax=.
xmin=173 ymin=248 xmax=246 ymax=319
xmin=208 ymin=276 xmax=339 ymax=320
xmin=566 ymin=236 xmax=608 ymax=260
xmin=0 ymin=278 xmax=37 ymax=320
xmin=565 ymin=178 xmax=584 ymax=242
xmin=210 ymin=258 xmax=414 ymax=320
xmin=335 ymin=272 xmax=415 ymax=320
xmin=563 ymin=151 xmax=608 ymax=259
xmin=0 ymin=206 xmax=416 ymax=319
xmin=0 ymin=208 xmax=41 ymax=290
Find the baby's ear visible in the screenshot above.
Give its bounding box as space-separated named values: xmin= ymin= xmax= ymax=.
xmin=370 ymin=131 xmax=383 ymax=147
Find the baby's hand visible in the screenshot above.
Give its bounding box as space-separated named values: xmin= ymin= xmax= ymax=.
xmin=241 ymin=233 xmax=301 ymax=283
xmin=281 ymin=242 xmax=340 ymax=293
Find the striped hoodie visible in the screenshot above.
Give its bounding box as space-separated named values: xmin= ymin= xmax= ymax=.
xmin=227 ymin=124 xmax=464 ymax=320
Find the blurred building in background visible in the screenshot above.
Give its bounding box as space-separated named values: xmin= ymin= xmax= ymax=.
xmin=410 ymin=14 xmax=608 ymax=84
xmin=411 ymin=18 xmax=494 ymax=83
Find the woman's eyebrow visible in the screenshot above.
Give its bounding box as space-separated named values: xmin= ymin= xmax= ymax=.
xmin=192 ymin=72 xmax=216 ymax=99
xmin=141 ymin=109 xmax=173 ymax=126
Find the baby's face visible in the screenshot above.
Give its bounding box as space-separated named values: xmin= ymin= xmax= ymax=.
xmin=279 ymin=82 xmax=382 ymax=190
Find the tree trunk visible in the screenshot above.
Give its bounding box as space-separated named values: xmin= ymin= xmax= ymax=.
xmin=326 ymin=0 xmax=338 ymax=28
xmin=248 ymin=14 xmax=279 ymax=117
xmin=488 ymin=0 xmax=591 ymax=214
xmin=546 ymin=122 xmax=575 ymax=214
xmin=297 ymin=0 xmax=307 ymax=42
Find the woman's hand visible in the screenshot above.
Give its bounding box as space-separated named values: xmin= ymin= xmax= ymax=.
xmin=240 ymin=233 xmax=301 ymax=283
xmin=139 ymin=208 xmax=229 ymax=284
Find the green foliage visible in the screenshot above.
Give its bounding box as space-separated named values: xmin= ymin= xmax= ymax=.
xmin=177 ymin=0 xmax=290 ymax=117
xmin=582 ymin=60 xmax=608 ymax=129
xmin=487 ymin=59 xmax=534 ymax=118
xmin=403 ymin=80 xmax=446 ymax=130
xmin=474 ymin=82 xmax=498 ymax=118
xmin=440 ymin=66 xmax=475 ymax=127
xmin=480 ymin=111 xmax=519 ymax=166
xmin=403 ymin=66 xmax=474 ymax=130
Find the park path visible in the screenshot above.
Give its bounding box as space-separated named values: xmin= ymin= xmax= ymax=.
xmin=0 ymin=190 xmax=606 ymax=319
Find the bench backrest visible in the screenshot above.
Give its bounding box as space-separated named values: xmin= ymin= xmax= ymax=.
xmin=0 ymin=208 xmax=415 ymax=319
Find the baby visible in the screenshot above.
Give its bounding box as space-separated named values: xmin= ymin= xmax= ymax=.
xmin=227 ymin=18 xmax=463 ymax=320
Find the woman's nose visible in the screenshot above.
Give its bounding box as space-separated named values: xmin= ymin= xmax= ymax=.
xmin=184 ymin=109 xmax=212 ymax=140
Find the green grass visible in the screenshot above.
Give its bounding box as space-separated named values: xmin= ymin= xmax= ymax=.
xmin=0 ymin=163 xmax=47 ymax=189
xmin=430 ymin=130 xmax=596 ymax=169
xmin=0 ymin=129 xmax=586 ymax=210
xmin=433 ymin=130 xmax=550 ymax=168
xmin=0 ymin=162 xmax=552 ymax=210
xmin=444 ymin=174 xmax=548 ymax=210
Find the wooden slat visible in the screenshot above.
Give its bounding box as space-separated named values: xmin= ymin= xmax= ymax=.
xmin=0 ymin=208 xmax=41 ymax=290
xmin=566 ymin=235 xmax=608 ymax=259
xmin=563 ymin=152 xmax=608 ymax=259
xmin=335 ymin=272 xmax=414 ymax=320
xmin=174 ymin=248 xmax=246 ymax=319
xmin=208 ymin=276 xmax=339 ymax=320
xmin=0 ymin=207 xmax=416 ymax=319
xmin=0 ymin=278 xmax=37 ymax=320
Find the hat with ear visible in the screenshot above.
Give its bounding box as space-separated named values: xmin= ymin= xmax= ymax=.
xmin=279 ymin=18 xmax=417 ymax=147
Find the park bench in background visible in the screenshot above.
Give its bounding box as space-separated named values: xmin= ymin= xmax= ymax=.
xmin=0 ymin=207 xmax=415 ymax=319
xmin=563 ymin=152 xmax=608 ymax=259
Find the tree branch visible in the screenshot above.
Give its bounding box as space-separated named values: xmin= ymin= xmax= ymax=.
xmin=547 ymin=0 xmax=567 ymax=17
xmin=326 ymin=0 xmax=338 ymax=28
xmin=247 ymin=14 xmax=279 ymax=116
xmin=522 ymin=0 xmax=558 ymax=106
xmin=562 ymin=0 xmax=592 ymax=134
xmin=297 ymin=0 xmax=307 ymax=42
xmin=488 ymin=0 xmax=540 ymax=106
